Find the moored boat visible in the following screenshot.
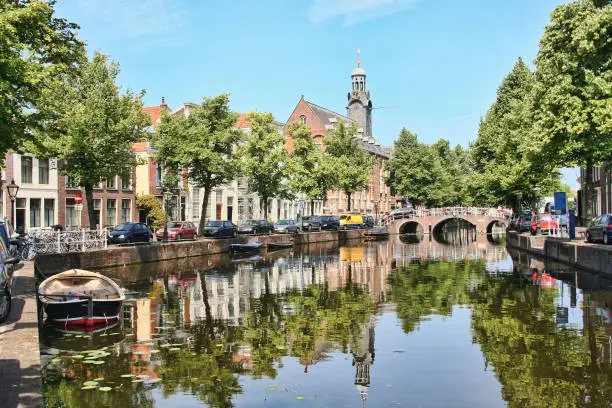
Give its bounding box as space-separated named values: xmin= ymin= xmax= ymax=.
xmin=38 ymin=269 xmax=125 ymax=326
xmin=229 ymin=241 xmax=263 ymax=253
xmin=364 ymin=227 xmax=390 ymax=240
xmin=267 ymin=241 xmax=294 ymax=250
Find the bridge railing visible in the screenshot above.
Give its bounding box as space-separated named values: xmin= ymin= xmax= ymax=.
xmin=385 ymin=207 xmax=511 ymax=223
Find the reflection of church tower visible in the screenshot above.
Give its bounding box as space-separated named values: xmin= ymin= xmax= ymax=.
xmin=351 ymin=315 xmax=376 ymax=405
xmin=347 ymin=50 xmax=373 ymax=138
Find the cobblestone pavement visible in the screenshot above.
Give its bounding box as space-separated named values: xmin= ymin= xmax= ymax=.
xmin=0 ymin=261 xmax=42 ymax=408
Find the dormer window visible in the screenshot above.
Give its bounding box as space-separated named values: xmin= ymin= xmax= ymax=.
xmin=299 ymin=115 xmax=307 ymax=125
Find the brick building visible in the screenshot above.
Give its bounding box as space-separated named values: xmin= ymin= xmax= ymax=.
xmin=283 ymin=58 xmax=395 ymax=216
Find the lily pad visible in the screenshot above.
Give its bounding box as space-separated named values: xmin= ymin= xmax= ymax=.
xmin=132 ymin=351 xmax=147 ymax=355
xmin=131 ymin=379 xmax=144 ymax=383
xmin=265 ymin=387 xmax=278 ymax=392
xmin=169 ymin=348 xmax=181 ymax=351
xmin=99 ymin=387 xmax=112 ymax=392
xmin=296 ymin=395 xmax=306 ymax=400
xmin=149 ymin=378 xmax=162 ymax=383
xmin=120 ymin=374 xmax=134 ymax=378
xmin=72 ymin=355 xmax=85 ymax=359
xmin=51 ymin=358 xmax=61 ymax=364
xmin=92 ymin=361 xmax=105 ymax=365
xmin=137 ymin=374 xmax=150 ymax=379
xmin=83 ymin=381 xmax=99 ymax=387
xmin=94 ymin=377 xmax=104 ymax=381
xmin=150 ymin=350 xmax=160 ymax=354
xmin=81 ymin=385 xmax=97 ymax=390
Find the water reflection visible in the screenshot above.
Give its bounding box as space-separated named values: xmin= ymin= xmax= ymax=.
xmin=40 ymin=238 xmax=612 ymax=407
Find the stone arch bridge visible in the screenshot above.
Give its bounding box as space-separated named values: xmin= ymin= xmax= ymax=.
xmin=386 ymin=207 xmax=510 ymax=235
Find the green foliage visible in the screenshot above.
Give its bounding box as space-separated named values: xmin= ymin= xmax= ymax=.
xmin=532 ymin=0 xmax=612 ymax=217
xmin=31 ymin=52 xmax=149 ymax=229
xmin=385 ymin=129 xmax=468 ymax=207
xmin=323 ymin=121 xmax=373 ymax=210
xmin=469 ymin=58 xmax=560 ymax=210
xmin=286 ymin=122 xmax=337 ymax=204
xmin=239 ymin=112 xmax=288 ymax=218
xmin=136 ymin=194 xmax=166 ymax=228
xmin=151 ymin=94 xmax=243 ymax=232
xmin=0 ymin=0 xmax=84 ymax=158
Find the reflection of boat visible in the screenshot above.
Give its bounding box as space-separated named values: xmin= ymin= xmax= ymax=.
xmin=229 ymin=242 xmax=263 ymax=253
xmin=52 ymin=320 xmax=118 ymax=335
xmin=268 ymin=242 xmax=294 ymax=250
xmin=38 ymin=269 xmax=125 ymax=326
xmin=364 ymin=227 xmax=390 ymax=240
xmin=230 ymin=254 xmax=264 ymax=263
xmin=40 ymin=321 xmax=124 ymax=351
xmin=540 ymin=273 xmax=556 ymax=289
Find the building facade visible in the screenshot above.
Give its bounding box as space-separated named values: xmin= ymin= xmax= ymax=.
xmin=579 ymin=166 xmax=612 ymax=221
xmin=1 ymin=153 xmax=59 ymax=233
xmin=283 ymin=59 xmax=395 ymax=216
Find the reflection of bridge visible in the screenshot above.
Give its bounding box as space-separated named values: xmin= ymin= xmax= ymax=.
xmin=386 ymin=207 xmax=509 ymax=235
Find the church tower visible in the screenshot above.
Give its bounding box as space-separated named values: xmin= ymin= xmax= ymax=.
xmin=347 ymin=50 xmax=373 ymax=138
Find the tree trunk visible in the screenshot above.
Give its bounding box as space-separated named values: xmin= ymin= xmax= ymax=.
xmin=198 ymin=187 xmax=211 ymax=235
xmin=310 ymin=200 xmax=314 ymax=216
xmin=346 ymin=192 xmax=352 ymax=211
xmin=84 ymin=185 xmax=95 ymax=230
xmin=584 ymin=164 xmax=595 ymax=221
xmin=262 ymin=196 xmax=268 ymax=219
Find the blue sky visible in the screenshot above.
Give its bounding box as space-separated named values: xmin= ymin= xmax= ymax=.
xmin=55 ymin=0 xmax=577 ymax=186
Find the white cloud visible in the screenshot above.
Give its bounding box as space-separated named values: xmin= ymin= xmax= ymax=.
xmin=308 ymin=0 xmax=419 ymax=25
xmin=66 ymin=0 xmax=188 ymax=50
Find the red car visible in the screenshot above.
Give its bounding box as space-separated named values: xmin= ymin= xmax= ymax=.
xmin=530 ymin=213 xmax=558 ymax=235
xmin=156 ymin=221 xmax=198 ymax=241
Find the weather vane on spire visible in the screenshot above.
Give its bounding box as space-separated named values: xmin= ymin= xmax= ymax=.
xmin=357 ymin=48 xmax=361 ymax=67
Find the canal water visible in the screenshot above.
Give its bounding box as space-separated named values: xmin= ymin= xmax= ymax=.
xmin=39 ymin=234 xmax=612 ymax=407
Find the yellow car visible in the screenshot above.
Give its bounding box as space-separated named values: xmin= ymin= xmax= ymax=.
xmin=339 ymin=213 xmax=365 ymax=229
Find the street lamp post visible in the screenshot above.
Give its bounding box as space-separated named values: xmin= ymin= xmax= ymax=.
xmin=533 ymin=185 xmax=541 ymax=214
xmin=6 ymin=179 xmax=19 ymax=228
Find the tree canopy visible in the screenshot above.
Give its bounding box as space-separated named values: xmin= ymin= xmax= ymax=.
xmin=31 ymin=52 xmax=149 ymax=229
xmin=151 ymin=94 xmax=243 ymax=233
xmin=0 ymin=0 xmax=84 ymax=158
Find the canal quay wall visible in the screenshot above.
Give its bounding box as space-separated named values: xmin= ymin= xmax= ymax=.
xmin=35 ymin=229 xmax=365 ymax=275
xmin=506 ymin=231 xmax=612 ymax=276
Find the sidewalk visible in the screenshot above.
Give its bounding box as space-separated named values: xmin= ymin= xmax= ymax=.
xmin=0 ymin=261 xmax=42 ymax=408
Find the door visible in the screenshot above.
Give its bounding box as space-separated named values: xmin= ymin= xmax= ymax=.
xmin=227 ymin=206 xmax=233 ymax=222
xmin=216 ymin=203 xmax=222 ymax=220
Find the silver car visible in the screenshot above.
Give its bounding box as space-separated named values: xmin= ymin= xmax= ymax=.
xmin=274 ymin=219 xmax=299 ymax=234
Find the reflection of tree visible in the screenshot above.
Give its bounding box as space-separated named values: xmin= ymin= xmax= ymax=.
xmin=387 ymin=260 xmax=483 ymax=333
xmin=155 ymin=274 xmax=244 ymax=408
xmin=469 ymin=274 xmax=612 ymax=407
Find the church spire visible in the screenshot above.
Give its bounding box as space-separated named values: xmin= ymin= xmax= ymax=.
xmin=347 ymin=50 xmax=372 ymax=138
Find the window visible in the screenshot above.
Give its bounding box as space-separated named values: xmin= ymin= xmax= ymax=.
xmin=106 ymin=199 xmax=116 ymax=227
xmin=66 ymin=176 xmax=78 ymax=188
xmin=44 ymin=199 xmax=54 ymax=227
xmin=21 ymin=156 xmax=33 ymax=184
xmin=29 ymin=199 xmax=41 ymax=228
xmin=121 ymin=199 xmax=131 ymax=223
xmin=65 ymin=198 xmax=78 ymax=228
xmin=121 ymin=175 xmax=131 ymax=190
xmin=106 ymin=176 xmax=116 ymax=189
xmin=155 ymin=164 xmax=163 ymax=187
xmin=299 ymin=115 xmax=306 ymax=125
xmin=38 ymin=159 xmax=49 ymax=184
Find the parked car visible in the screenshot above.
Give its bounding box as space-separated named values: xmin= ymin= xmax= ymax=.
xmin=108 ymin=222 xmax=153 ymax=244
xmin=0 ymin=218 xmax=16 ymax=255
xmin=203 ymin=220 xmax=237 ymax=238
xmin=389 ymin=206 xmax=414 ymax=219
xmin=0 ymin=235 xmax=20 ymax=323
xmin=237 ymin=219 xmax=274 ymax=235
xmin=514 ymin=214 xmax=532 ymax=233
xmin=530 ymin=213 xmax=558 ymax=235
xmin=274 ymin=219 xmax=299 ymax=234
xmin=155 ymin=221 xmax=198 ymax=241
xmin=301 ymin=216 xmax=322 ymax=232
xmin=363 ymin=215 xmax=375 ymax=228
xmin=586 ymin=214 xmax=612 ymax=244
xmin=339 ymin=213 xmax=365 ymax=229
xmin=318 ymin=215 xmax=340 ymax=231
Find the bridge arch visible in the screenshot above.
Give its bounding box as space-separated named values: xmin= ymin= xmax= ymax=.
xmin=486 ymin=219 xmax=507 ymax=235
xmin=432 ymin=217 xmax=476 ymax=235
xmin=398 ymin=220 xmax=423 ymax=234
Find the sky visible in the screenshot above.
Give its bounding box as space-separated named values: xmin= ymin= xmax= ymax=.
xmin=54 ymin=0 xmax=578 ymax=187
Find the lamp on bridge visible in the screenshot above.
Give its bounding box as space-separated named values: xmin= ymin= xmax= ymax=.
xmin=533 ymin=184 xmax=541 ymax=214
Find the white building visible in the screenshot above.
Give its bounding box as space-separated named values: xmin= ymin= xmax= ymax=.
xmin=2 ymin=153 xmax=59 ymax=232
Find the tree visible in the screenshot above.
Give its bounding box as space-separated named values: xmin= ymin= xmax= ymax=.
xmin=286 ymin=122 xmax=337 ymax=214
xmin=0 ymin=0 xmax=84 ymax=158
xmin=136 ymin=194 xmax=166 ymax=228
xmin=532 ymin=0 xmax=612 ymax=219
xmin=32 ymin=52 xmax=149 ymax=229
xmin=323 ymin=121 xmax=372 ymax=211
xmin=470 ymin=58 xmax=560 ymax=209
xmin=151 ymin=94 xmax=243 ymax=233
xmin=240 ymin=112 xmax=288 ymax=219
